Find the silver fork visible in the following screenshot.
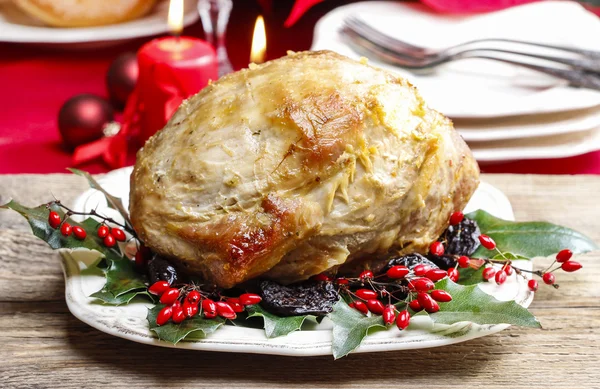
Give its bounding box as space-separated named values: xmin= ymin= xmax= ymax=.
xmin=341 ymin=27 xmax=600 ymax=90
xmin=345 ymin=17 xmax=600 ymax=60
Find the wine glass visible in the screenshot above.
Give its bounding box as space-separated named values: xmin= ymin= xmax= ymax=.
xmin=198 ymin=0 xmax=234 ymax=77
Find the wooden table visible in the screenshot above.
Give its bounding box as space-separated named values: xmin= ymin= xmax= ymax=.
xmin=1 ymin=173 xmax=599 ymax=388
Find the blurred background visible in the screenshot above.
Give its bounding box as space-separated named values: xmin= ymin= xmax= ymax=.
xmin=1 ymin=0 xmax=600 ymax=175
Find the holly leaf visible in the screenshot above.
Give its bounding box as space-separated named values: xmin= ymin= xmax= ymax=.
xmin=329 ymin=300 xmax=387 ymax=359
xmin=457 ymin=266 xmax=484 ymax=285
xmin=147 ymin=305 xmax=226 ymax=344
xmin=90 ymin=255 xmax=150 ymax=305
xmin=68 ymin=168 xmax=132 ymax=230
xmin=246 ymin=304 xmax=315 ymax=338
xmin=1 ymin=200 xmax=122 ymax=262
xmin=1 ymin=200 xmax=150 ymax=305
xmin=468 ymin=210 xmax=598 ymax=259
xmin=430 ymin=278 xmax=541 ymax=328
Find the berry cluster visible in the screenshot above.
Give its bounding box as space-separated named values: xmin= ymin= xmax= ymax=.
xmin=471 ymin=234 xmax=581 ymax=291
xmin=46 ymin=201 xmax=131 ymax=248
xmin=149 ymin=280 xmax=262 ymax=326
xmin=334 ymin=264 xmax=455 ymax=332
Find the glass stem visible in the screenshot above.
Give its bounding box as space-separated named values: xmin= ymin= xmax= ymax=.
xmin=198 ymin=0 xmax=234 ymax=77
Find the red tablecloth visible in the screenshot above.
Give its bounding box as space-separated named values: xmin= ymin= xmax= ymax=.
xmin=1 ymin=0 xmax=599 ymax=175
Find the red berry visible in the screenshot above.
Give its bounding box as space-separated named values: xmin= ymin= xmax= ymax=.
xmin=412 ymin=277 xmax=434 ymax=293
xmin=386 ymin=265 xmax=410 ymax=279
xmin=556 ymin=249 xmax=573 ymax=263
xmin=359 ymin=270 xmax=374 ymax=280
xmin=48 ymin=211 xmax=61 ymax=228
xmin=561 ymin=261 xmax=582 ymax=272
xmin=60 ymin=222 xmax=72 ymax=237
xmin=495 ymin=270 xmax=507 ymax=285
xmin=186 ymin=290 xmax=201 ymax=304
xmin=312 ymin=273 xmax=331 ymax=282
xmin=429 ymin=241 xmax=445 ymax=256
xmin=215 ymin=301 xmax=237 ymax=319
xmin=159 ymin=288 xmax=180 ymax=305
xmin=172 ymin=304 xmax=185 ymax=324
xmin=408 ymin=299 xmax=422 ymax=312
xmin=156 ymin=305 xmax=173 ymax=326
xmin=111 ymin=227 xmax=126 ymax=242
xmin=149 ymin=281 xmax=170 ymax=295
xmin=449 ymin=211 xmax=464 ymax=226
xmin=202 ymin=299 xmax=217 ymax=318
xmin=528 ymin=279 xmax=539 ymax=292
xmin=366 ymin=299 xmax=384 ymax=314
xmin=483 ymin=267 xmax=496 ymax=281
xmin=447 ymin=267 xmax=459 ymax=282
xmin=504 ymin=265 xmax=514 ymax=276
xmin=413 ymin=264 xmax=431 ymax=277
xmin=430 ymin=289 xmax=452 ymax=302
xmin=542 ymin=272 xmax=556 ymax=285
xmin=183 ymin=301 xmax=199 ymax=318
xmin=356 ymin=289 xmax=378 ymax=300
xmin=227 ymin=298 xmax=245 ymax=313
xmin=479 ymin=234 xmax=496 ymax=250
xmin=417 ymin=292 xmax=439 ymax=313
xmin=352 ymin=301 xmax=369 ymax=315
xmin=97 ymin=225 xmax=109 ymax=238
xmin=134 ymin=251 xmax=146 ymax=268
xmin=103 ymin=234 xmax=116 ymax=247
xmin=457 ymin=256 xmax=470 ymax=268
xmin=382 ymin=305 xmax=396 ymax=325
xmin=424 ymin=268 xmax=447 ymax=282
xmin=396 ymin=309 xmax=410 ymax=330
xmin=240 ymin=293 xmax=262 ymax=305
xmin=72 ymin=226 xmax=86 ymax=240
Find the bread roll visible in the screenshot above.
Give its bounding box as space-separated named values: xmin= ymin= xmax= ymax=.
xmin=14 ymin=0 xmax=158 ymax=27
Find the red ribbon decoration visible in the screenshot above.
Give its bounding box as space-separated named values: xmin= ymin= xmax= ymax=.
xmin=72 ymin=64 xmax=188 ymax=169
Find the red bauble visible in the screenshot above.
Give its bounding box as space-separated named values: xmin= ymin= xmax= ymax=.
xmin=106 ymin=52 xmax=139 ymax=109
xmin=58 ymin=94 xmax=114 ymax=150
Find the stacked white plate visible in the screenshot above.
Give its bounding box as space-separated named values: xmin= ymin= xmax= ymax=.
xmin=311 ymin=1 xmax=600 ymax=162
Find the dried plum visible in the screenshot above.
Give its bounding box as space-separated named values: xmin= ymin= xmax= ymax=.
xmin=442 ymin=218 xmax=481 ymax=256
xmin=147 ymin=257 xmax=178 ymax=286
xmin=383 ymin=253 xmax=439 ymax=272
xmin=260 ymin=280 xmax=339 ymax=316
xmin=426 ymin=254 xmax=456 ymax=270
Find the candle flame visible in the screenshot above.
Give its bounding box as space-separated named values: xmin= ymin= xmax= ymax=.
xmin=168 ymin=0 xmax=184 ymax=36
xmin=250 ymin=15 xmax=266 ymax=64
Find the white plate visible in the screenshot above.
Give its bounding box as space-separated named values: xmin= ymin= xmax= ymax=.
xmin=470 ymin=126 xmax=600 ymax=161
xmin=0 ymin=0 xmax=198 ymax=45
xmin=311 ymin=1 xmax=600 ymax=119
xmin=457 ymin=107 xmax=600 ymax=141
xmin=64 ymin=167 xmax=531 ymax=357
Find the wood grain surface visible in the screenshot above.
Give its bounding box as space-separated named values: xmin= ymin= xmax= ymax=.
xmin=1 ymin=173 xmax=599 ymax=389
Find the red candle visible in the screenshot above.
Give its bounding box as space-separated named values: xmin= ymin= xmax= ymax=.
xmin=136 ymin=36 xmax=218 ymax=144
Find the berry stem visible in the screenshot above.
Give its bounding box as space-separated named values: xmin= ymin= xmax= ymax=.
xmin=49 ymin=200 xmax=137 ymax=238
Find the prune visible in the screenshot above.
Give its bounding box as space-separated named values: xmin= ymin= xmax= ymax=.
xmin=383 ymin=253 xmax=439 ymax=272
xmin=147 ymin=257 xmax=178 ymax=286
xmin=426 ymin=254 xmax=456 ymax=270
xmin=260 ymin=280 xmax=339 ymax=316
xmin=442 ymin=218 xmax=481 ymax=256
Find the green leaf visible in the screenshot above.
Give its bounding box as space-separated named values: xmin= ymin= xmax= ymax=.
xmin=457 ymin=266 xmax=484 ymax=285
xmin=430 ymin=279 xmax=541 ymax=328
xmin=68 ymin=168 xmax=132 ymax=230
xmin=1 ymin=200 xmax=121 ymax=262
xmin=246 ymin=304 xmax=315 ymax=338
xmin=329 ymin=300 xmax=387 ymax=359
xmin=147 ymin=305 xmax=225 ymax=344
xmin=1 ymin=200 xmax=150 ymax=305
xmin=468 ymin=209 xmax=598 ymax=259
xmin=90 ymin=255 xmax=150 ymax=305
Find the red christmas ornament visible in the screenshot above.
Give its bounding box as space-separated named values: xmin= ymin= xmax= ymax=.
xmin=58 ymin=94 xmax=114 ymax=150
xmin=106 ymin=53 xmax=139 ymax=109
